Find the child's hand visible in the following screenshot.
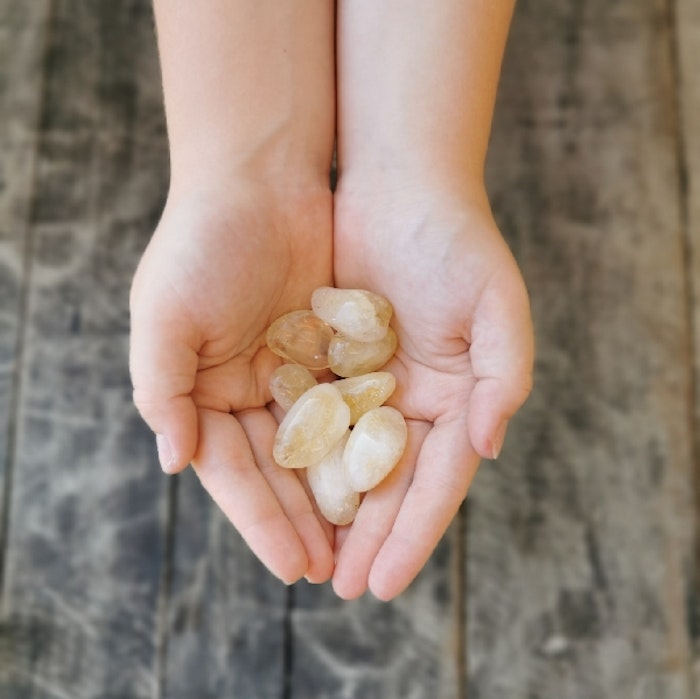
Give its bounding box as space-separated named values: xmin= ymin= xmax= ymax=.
xmin=331 ymin=183 xmax=534 ymax=600
xmin=129 ymin=180 xmax=335 ymax=584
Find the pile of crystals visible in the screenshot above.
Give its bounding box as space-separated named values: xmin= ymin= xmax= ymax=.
xmin=266 ymin=287 xmax=408 ymax=525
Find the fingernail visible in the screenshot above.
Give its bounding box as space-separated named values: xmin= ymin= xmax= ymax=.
xmin=156 ymin=434 xmax=175 ymax=472
xmin=492 ymin=420 xmax=509 ymax=459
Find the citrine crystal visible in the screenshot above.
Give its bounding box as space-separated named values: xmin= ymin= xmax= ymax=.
xmin=333 ymin=371 xmax=396 ymax=425
xmin=273 ymin=383 xmax=350 ymax=469
xmin=344 ymin=406 xmax=408 ymax=492
xmin=328 ymin=327 xmax=398 ymax=378
xmin=269 ymin=364 xmax=317 ymax=412
xmin=306 ymin=432 xmax=359 ymax=525
xmin=266 ymin=310 xmax=334 ymax=370
xmin=266 ymin=287 xmax=409 ymax=515
xmin=311 ymin=286 xmax=393 ymax=343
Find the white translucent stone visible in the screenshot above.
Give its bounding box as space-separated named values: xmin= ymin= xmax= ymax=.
xmin=328 ymin=328 xmax=398 ymax=378
xmin=311 ymin=286 xmax=393 ymax=342
xmin=269 ymin=364 xmax=317 ymax=412
xmin=273 ymin=383 xmax=350 ymax=469
xmin=333 ymin=371 xmax=396 ymax=425
xmin=266 ymin=310 xmax=334 ymax=370
xmin=344 ymin=406 xmax=408 ymax=491
xmin=306 ymin=432 xmax=359 ymax=525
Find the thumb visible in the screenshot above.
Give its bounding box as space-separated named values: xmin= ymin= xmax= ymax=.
xmin=467 ymin=274 xmax=534 ymax=460
xmin=129 ymin=287 xmax=199 ymax=473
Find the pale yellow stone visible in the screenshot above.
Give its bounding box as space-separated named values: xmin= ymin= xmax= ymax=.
xmin=328 ymin=328 xmax=398 ymax=378
xmin=344 ymin=406 xmax=408 ymax=492
xmin=306 ymin=432 xmax=359 ymax=525
xmin=266 ymin=310 xmax=334 ymax=370
xmin=269 ymin=364 xmax=317 ymax=412
xmin=311 ymin=286 xmax=393 ymax=342
xmin=333 ymin=371 xmax=396 ymax=425
xmin=273 ymin=383 xmax=350 ymax=469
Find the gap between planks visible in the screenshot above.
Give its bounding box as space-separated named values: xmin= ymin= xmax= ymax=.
xmin=669 ymin=0 xmax=700 ymax=681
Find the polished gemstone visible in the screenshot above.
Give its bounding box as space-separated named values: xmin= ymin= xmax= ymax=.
xmin=328 ymin=328 xmax=398 ymax=378
xmin=311 ymin=286 xmax=393 ymax=342
xmin=266 ymin=310 xmax=334 ymax=370
xmin=306 ymin=432 xmax=359 ymax=525
xmin=269 ymin=364 xmax=317 ymax=412
xmin=273 ymin=383 xmax=350 ymax=469
xmin=344 ymin=406 xmax=408 ymax=492
xmin=333 ymin=371 xmax=396 ymax=425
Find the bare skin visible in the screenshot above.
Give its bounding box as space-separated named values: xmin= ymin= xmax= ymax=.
xmin=129 ymin=1 xmax=337 ymax=584
xmin=331 ymin=0 xmax=533 ymax=599
xmin=129 ymin=0 xmax=534 ymax=597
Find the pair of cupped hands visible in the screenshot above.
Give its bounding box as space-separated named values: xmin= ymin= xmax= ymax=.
xmin=129 ymin=170 xmax=534 ymax=601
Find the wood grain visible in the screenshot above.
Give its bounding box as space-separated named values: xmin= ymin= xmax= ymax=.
xmin=162 ymin=469 xmax=288 ymax=699
xmin=0 ymin=2 xmax=170 ymax=696
xmin=468 ymin=0 xmax=696 ymax=696
xmin=0 ymin=0 xmax=698 ymax=696
xmin=290 ymin=521 xmax=462 ymax=699
xmin=0 ymin=0 xmax=51 ymax=587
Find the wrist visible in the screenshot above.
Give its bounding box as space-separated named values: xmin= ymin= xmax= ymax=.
xmin=334 ymin=166 xmax=489 ymax=213
xmin=155 ymin=0 xmax=336 ymax=197
xmin=167 ymin=147 xmax=333 ymax=203
xmin=168 ymin=135 xmax=333 ymax=197
xmin=337 ymin=127 xmax=488 ymax=193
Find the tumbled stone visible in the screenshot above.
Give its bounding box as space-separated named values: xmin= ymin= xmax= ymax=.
xmin=306 ymin=432 xmax=359 ymax=525
xmin=266 ymin=310 xmax=334 ymax=370
xmin=333 ymin=371 xmax=396 ymax=425
xmin=328 ymin=328 xmax=398 ymax=378
xmin=269 ymin=364 xmax=318 ymax=412
xmin=344 ymin=406 xmax=408 ymax=492
xmin=273 ymin=383 xmax=350 ymax=469
xmin=311 ymin=286 xmax=393 ymax=343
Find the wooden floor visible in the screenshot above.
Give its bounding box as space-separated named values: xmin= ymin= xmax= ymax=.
xmin=0 ymin=1 xmax=698 ymax=697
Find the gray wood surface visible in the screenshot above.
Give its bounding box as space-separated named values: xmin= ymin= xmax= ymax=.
xmin=0 ymin=0 xmax=50 ymax=596
xmin=163 ymin=469 xmax=288 ymax=699
xmin=290 ymin=521 xmax=463 ymax=699
xmin=0 ymin=2 xmax=170 ymax=696
xmin=0 ymin=0 xmax=697 ymax=697
xmin=469 ymin=1 xmax=697 ymax=697
xmin=676 ymin=0 xmax=700 ymax=684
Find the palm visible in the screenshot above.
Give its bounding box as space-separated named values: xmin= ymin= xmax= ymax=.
xmin=130 ymin=182 xmax=336 ymax=583
xmin=335 ymin=200 xmax=506 ymax=423
xmin=331 ymin=193 xmax=533 ymax=599
xmin=141 ymin=185 xmax=330 ymax=403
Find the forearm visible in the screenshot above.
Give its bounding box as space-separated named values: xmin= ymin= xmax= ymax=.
xmin=154 ymin=0 xmax=335 ymax=191
xmin=336 ymin=0 xmax=515 ymax=190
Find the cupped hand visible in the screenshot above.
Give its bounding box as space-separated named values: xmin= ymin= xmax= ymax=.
xmin=129 ymin=179 xmax=335 ymax=584
xmin=331 ymin=183 xmax=534 ymax=600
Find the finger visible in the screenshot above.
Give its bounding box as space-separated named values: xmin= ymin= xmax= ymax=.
xmin=192 ymin=408 xmax=308 ymax=584
xmin=367 ymin=415 xmax=479 ymax=601
xmin=237 ymin=408 xmax=335 ymax=583
xmin=332 ymin=419 xmax=429 ymax=600
xmin=333 ymin=522 xmax=352 ymax=559
xmin=467 ymin=273 xmax=534 ymax=459
xmin=130 ymin=293 xmax=199 ymax=473
xmin=296 ymin=468 xmax=337 ymax=559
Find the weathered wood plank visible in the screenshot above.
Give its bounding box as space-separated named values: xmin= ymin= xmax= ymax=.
xmin=468 ymin=0 xmax=695 ymax=696
xmin=163 ymin=469 xmax=288 ymax=699
xmin=290 ymin=522 xmax=462 ymax=699
xmin=676 ymin=0 xmax=700 ymax=682
xmin=0 ymin=2 xmax=171 ymax=696
xmin=0 ymin=0 xmax=51 ymax=582
xmin=2 ymin=0 xmax=697 ymax=696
